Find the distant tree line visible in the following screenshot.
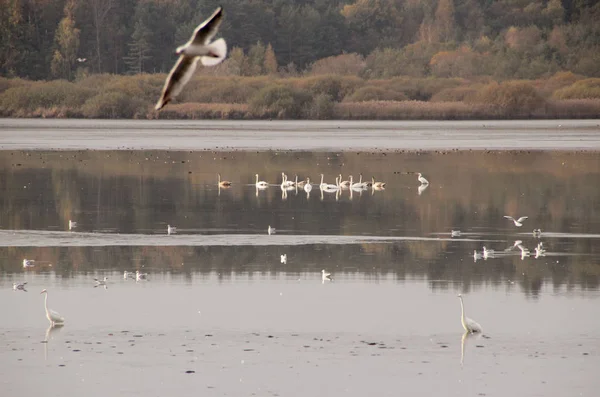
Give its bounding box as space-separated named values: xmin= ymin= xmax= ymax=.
xmin=1 ymin=0 xmax=600 ymax=81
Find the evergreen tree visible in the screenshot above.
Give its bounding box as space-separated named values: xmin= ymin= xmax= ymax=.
xmin=124 ymin=21 xmax=152 ymax=74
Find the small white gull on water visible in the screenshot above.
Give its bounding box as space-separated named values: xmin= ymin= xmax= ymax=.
xmin=68 ymin=220 xmax=77 ymax=230
xmin=268 ymin=225 xmax=276 ymax=235
xmin=23 ymin=259 xmax=35 ymax=268
xmin=534 ymin=242 xmax=546 ymax=258
xmin=280 ymin=254 xmax=287 ymax=264
xmin=155 ymin=7 xmax=227 ymax=110
xmin=94 ymin=277 xmax=108 ymax=288
xmin=167 ymin=225 xmax=177 ymax=235
xmin=136 ymin=271 xmax=148 ymax=282
xmin=517 ymin=243 xmax=530 ymax=260
xmin=322 ymin=269 xmax=332 ymax=283
xmin=13 ymin=282 xmax=27 ymax=291
xmin=504 ymin=215 xmax=528 ymax=227
xmin=482 ymin=246 xmax=495 ymax=259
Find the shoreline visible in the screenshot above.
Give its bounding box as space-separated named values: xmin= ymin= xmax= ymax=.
xmin=1 ymin=119 xmax=599 ymax=151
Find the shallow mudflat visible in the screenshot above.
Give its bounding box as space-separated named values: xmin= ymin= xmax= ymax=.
xmin=1 ymin=119 xmax=600 ymax=150
xmin=2 ymin=275 xmax=599 ymax=397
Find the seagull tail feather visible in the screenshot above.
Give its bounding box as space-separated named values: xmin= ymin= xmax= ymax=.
xmin=201 ymin=38 xmax=227 ymax=66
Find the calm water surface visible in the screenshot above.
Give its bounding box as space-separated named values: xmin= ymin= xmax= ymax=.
xmin=1 ymin=131 xmax=599 ymax=396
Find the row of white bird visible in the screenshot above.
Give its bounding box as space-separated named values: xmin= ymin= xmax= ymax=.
xmin=475 ymin=241 xmax=546 ymax=261
xmin=251 ymin=172 xmax=389 ymax=192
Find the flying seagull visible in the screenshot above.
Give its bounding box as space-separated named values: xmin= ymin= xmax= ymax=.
xmin=155 ymin=7 xmax=227 ymax=110
xmin=504 ymin=215 xmax=528 ymax=227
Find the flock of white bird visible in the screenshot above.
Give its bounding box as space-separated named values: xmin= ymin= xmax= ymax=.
xmin=248 ymin=172 xmax=388 ymax=193
xmin=12 ymin=7 xmax=484 ymax=334
xmin=472 ymin=215 xmax=547 ymax=261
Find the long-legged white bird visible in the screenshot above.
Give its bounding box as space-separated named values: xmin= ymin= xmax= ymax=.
xmin=155 ymin=7 xmax=227 ymax=110
xmin=504 ymin=215 xmax=528 ymax=227
xmin=40 ymin=289 xmax=65 ymax=326
xmin=457 ymin=294 xmax=482 ymax=333
xmin=417 ymin=172 xmax=429 ymax=185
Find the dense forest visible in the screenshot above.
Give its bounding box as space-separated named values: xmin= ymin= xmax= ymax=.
xmin=1 ymin=0 xmax=599 ymax=119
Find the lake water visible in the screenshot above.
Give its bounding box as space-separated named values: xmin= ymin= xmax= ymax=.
xmin=1 ymin=120 xmax=599 ymax=396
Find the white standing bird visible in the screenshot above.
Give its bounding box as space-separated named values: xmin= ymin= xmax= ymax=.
xmin=417 ymin=173 xmax=429 ymax=185
xmin=280 ymin=254 xmax=287 ymax=264
xmin=268 ymin=225 xmax=276 ymax=235
xmin=504 ymin=215 xmax=528 ymax=227
xmin=321 ymin=269 xmax=332 ymax=283
xmin=167 ymin=224 xmax=177 ymax=235
xmin=13 ymin=282 xmax=27 ymax=291
xmin=457 ymin=294 xmax=482 ymax=334
xmin=68 ymin=220 xmax=77 ymax=230
xmin=22 ymin=259 xmax=35 ymax=268
xmin=40 ymin=289 xmax=65 ymax=326
xmin=123 ymin=270 xmax=133 ymax=280
xmin=135 ymin=270 xmax=148 ymax=282
xmin=155 ymin=7 xmax=227 ymax=110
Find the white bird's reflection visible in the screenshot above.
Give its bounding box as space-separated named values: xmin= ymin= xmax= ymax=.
xmin=460 ymin=331 xmax=482 ymax=367
xmin=417 ymin=183 xmax=428 ymax=195
xmin=44 ymin=323 xmax=64 ymax=361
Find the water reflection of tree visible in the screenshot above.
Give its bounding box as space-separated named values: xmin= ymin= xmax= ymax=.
xmin=1 ymin=150 xmax=600 ymax=294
